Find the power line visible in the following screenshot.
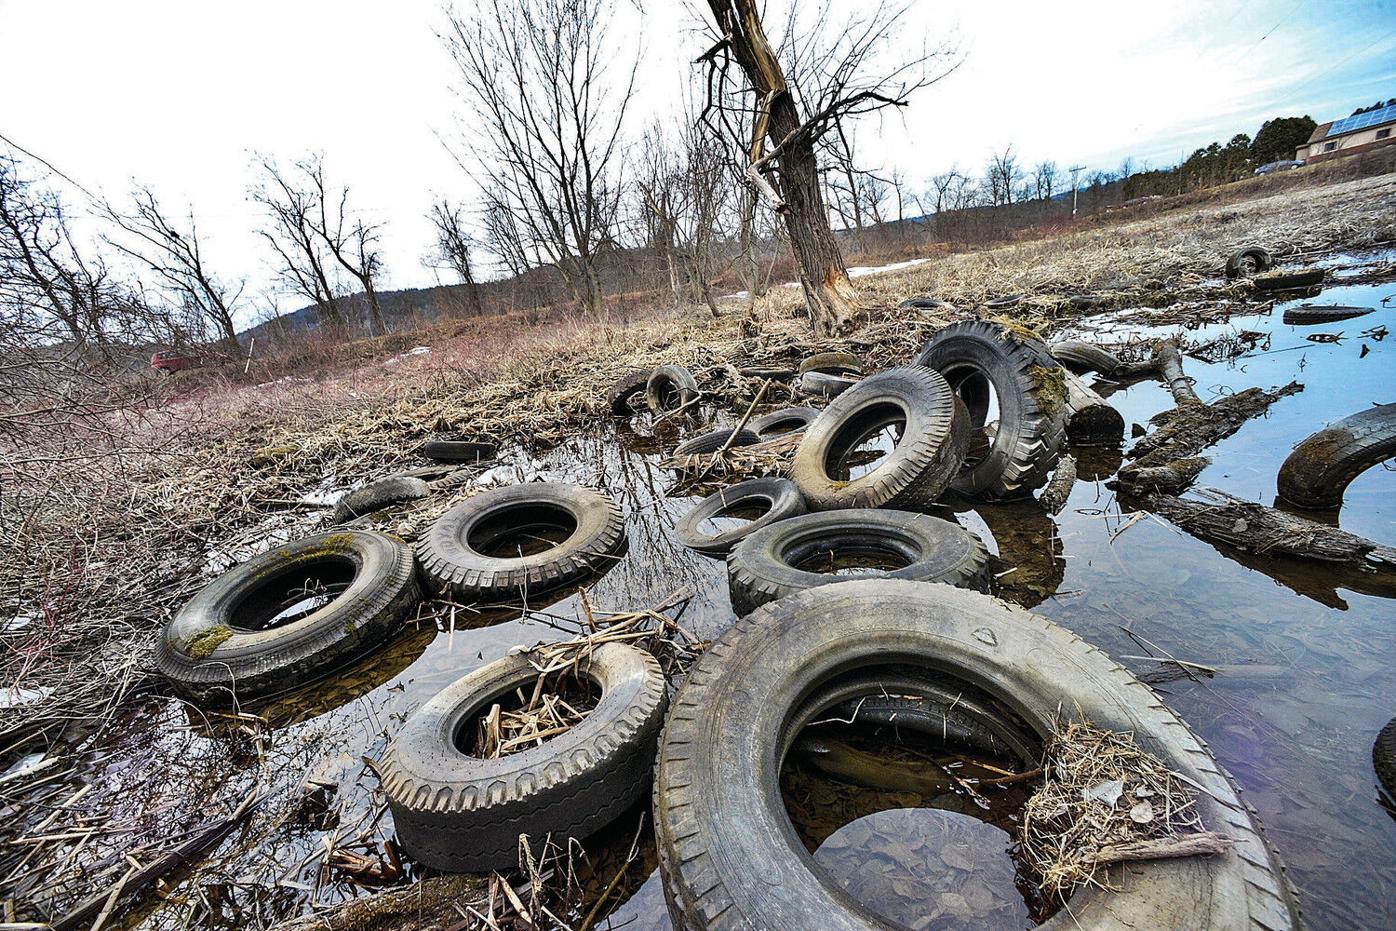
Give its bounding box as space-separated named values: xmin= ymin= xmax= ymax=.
xmin=0 ymin=130 xmax=96 ymax=199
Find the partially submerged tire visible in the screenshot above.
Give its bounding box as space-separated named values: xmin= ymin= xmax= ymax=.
xmin=422 ymin=437 xmax=497 ymax=464
xmin=1276 ymin=403 xmax=1396 ymax=510
xmin=646 ymin=365 xmax=700 ymax=414
xmin=607 ymin=369 xmax=653 ymax=415
xmin=725 ymin=510 xmax=988 ymax=615
xmin=915 ymin=320 xmax=1069 ymax=499
xmin=416 ymin=482 xmax=626 ymax=601
xmin=655 ymin=579 xmax=1304 ymax=931
xmin=1376 ymin=718 xmax=1396 ymax=799
xmin=156 ymin=531 xmax=419 ymax=701
xmin=1253 ymin=268 xmax=1324 ymax=291
xmin=790 ymin=366 xmax=968 ymax=511
xmin=381 ymin=642 xmax=666 ymax=871
xmin=1050 ymin=339 xmax=1122 ymax=376
xmin=749 ymin=406 xmax=820 ymax=439
xmin=798 ymin=370 xmax=859 ymax=398
xmin=330 ymin=476 xmax=430 ymax=524
xmin=798 ymin=351 xmax=863 ymax=376
xmin=1225 ymin=246 xmax=1274 ymax=280
xmin=674 ymin=477 xmax=807 ymax=556
xmin=673 ymin=427 xmax=760 ymax=456
xmin=1281 ymin=304 xmax=1374 ymax=326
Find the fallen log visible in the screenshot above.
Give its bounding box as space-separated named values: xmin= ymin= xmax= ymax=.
xmin=1145 ymin=487 xmax=1396 ymax=569
xmin=1152 ymin=338 xmax=1201 ymax=407
xmin=1062 ymin=372 xmax=1125 ymax=446
xmin=273 ymin=874 xmax=487 ymax=931
xmin=1039 ymin=453 xmax=1076 ymax=516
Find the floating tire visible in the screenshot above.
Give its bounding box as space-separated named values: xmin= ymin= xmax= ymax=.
xmin=655 ymin=579 xmax=1304 ymax=931
xmin=674 ymin=477 xmax=807 ymax=557
xmin=422 ymin=437 xmax=497 ymax=464
xmin=156 ymin=531 xmax=419 ymax=701
xmin=1225 ymin=246 xmax=1274 ymax=280
xmin=724 ymin=510 xmax=988 ymax=615
xmin=607 ymin=369 xmax=653 ymax=415
xmin=1281 ymin=304 xmax=1375 ymax=326
xmin=646 ymin=365 xmax=700 ymax=415
xmin=416 ymin=482 xmax=626 ymax=601
xmin=1049 ymin=339 xmax=1122 ymax=376
xmin=798 ymin=351 xmax=863 ymax=376
xmin=914 ymin=320 xmax=1069 ymax=499
xmin=673 ymin=427 xmax=760 ymax=457
xmin=749 ymin=406 xmax=820 ymax=439
xmin=330 ymin=476 xmax=430 ymax=524
xmin=790 ymin=366 xmax=968 ymax=511
xmin=1253 ymin=268 xmax=1325 ymax=291
xmin=380 ymin=642 xmax=667 ymax=872
xmin=1276 ymin=403 xmax=1396 ymax=510
xmin=797 ymin=370 xmax=859 ymax=399
xmin=1376 ymin=718 xmax=1396 ymax=799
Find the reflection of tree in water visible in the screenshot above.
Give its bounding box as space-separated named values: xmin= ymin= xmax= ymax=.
xmin=939 ymin=495 xmax=1065 ymax=609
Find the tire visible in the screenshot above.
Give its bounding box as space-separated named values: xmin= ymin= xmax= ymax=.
xmin=897 ymin=297 xmax=956 ymax=313
xmin=798 ymin=351 xmax=863 ymax=376
xmin=790 ymin=367 xmax=968 ymax=511
xmin=608 ymin=369 xmax=653 ymax=415
xmin=914 ymin=320 xmax=1069 ymax=499
xmin=330 ymin=476 xmax=430 ymax=524
xmin=1050 ymin=340 xmax=1122 ymax=376
xmin=1376 ymin=718 xmax=1396 ymax=799
xmin=1253 ymin=268 xmax=1325 ymax=291
xmin=422 ymin=437 xmax=497 ymax=464
xmin=984 ymin=293 xmax=1024 ymax=310
xmin=654 ymin=579 xmax=1304 ymax=931
xmin=674 ymin=477 xmax=807 ymax=556
xmin=749 ymin=406 xmax=820 ymax=439
xmin=416 ymin=482 xmax=626 ymax=600
xmin=798 ymin=371 xmax=859 ymax=399
xmin=739 ymin=365 xmax=797 ymax=381
xmin=1225 ymin=246 xmax=1274 ymax=280
xmin=673 ymin=427 xmax=760 ymax=456
xmin=156 ymin=531 xmax=419 ymax=701
xmin=380 ymin=642 xmax=667 ymax=872
xmin=1276 ymin=403 xmax=1396 ymax=510
xmin=1281 ymin=304 xmax=1374 ymax=326
xmin=646 ymin=364 xmax=700 ymax=415
xmin=725 ymin=510 xmax=989 ymax=615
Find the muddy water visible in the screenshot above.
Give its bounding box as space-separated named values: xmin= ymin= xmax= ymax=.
xmin=9 ymin=266 xmax=1395 ymax=930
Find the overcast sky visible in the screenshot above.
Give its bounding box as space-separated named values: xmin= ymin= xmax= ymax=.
xmin=1 ymin=0 xmax=1392 ymax=328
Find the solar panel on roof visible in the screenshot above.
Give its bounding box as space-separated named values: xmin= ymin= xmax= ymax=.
xmin=1328 ymin=103 xmax=1396 ymax=137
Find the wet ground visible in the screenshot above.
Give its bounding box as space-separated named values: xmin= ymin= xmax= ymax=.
xmin=4 ymin=255 xmax=1394 ymax=930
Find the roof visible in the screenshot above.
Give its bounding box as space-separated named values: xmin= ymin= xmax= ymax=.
xmin=1326 ymin=103 xmax=1396 ymax=138
xmin=1305 ymin=122 xmax=1332 ymax=145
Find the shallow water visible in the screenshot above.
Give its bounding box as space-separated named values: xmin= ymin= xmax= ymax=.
xmin=6 ymin=265 xmax=1395 ymax=930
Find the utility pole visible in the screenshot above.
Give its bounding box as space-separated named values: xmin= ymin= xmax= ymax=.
xmin=1069 ymin=165 xmax=1085 ymax=217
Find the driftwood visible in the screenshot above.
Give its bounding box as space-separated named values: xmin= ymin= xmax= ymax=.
xmin=1062 ymin=372 xmax=1124 ymax=446
xmin=1152 ymin=338 xmax=1201 ymax=407
xmin=1146 ymin=488 xmax=1396 ymax=569
xmin=1092 ymin=831 xmax=1233 ymax=867
xmin=1039 ymin=453 xmax=1076 ymax=516
xmin=273 ymin=874 xmax=487 ymax=931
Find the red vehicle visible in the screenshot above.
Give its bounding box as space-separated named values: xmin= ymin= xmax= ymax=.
xmin=150 ymin=348 xmax=216 ymax=374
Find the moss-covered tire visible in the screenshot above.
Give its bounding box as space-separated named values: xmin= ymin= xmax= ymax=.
xmin=416 ymin=482 xmax=626 ymax=601
xmin=330 ymin=476 xmax=430 ymax=524
xmin=607 ymin=369 xmax=653 ymax=414
xmin=155 ymin=531 xmax=419 ymax=702
xmin=674 ymin=477 xmax=807 ymax=556
xmin=381 ymin=642 xmax=667 ymax=872
xmin=914 ymin=320 xmax=1069 ymax=499
xmin=1276 ymin=403 xmax=1396 ymax=510
xmin=791 ymin=366 xmax=968 ymax=511
xmin=654 ymin=580 xmax=1304 ymax=931
xmin=725 ymin=509 xmax=988 ymax=615
xmin=647 ymin=365 xmax=700 ymax=414
xmin=1376 ymin=719 xmax=1396 ymax=799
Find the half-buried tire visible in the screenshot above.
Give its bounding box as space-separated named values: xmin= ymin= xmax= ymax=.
xmin=156 ymin=531 xmax=419 ymax=702
xmin=1225 ymin=246 xmax=1274 ymax=280
xmin=914 ymin=320 xmax=1069 ymax=500
xmin=646 ymin=365 xmax=700 ymax=415
xmin=790 ymin=366 xmax=969 ymax=511
xmin=607 ymin=369 xmax=653 ymax=415
xmin=380 ymin=642 xmax=667 ymax=872
xmin=673 ymin=426 xmax=760 ymax=456
xmin=654 ymin=579 xmax=1304 ymax=931
xmin=416 ymin=482 xmax=626 ymax=601
xmin=1276 ymin=402 xmax=1396 ymax=510
xmin=725 ymin=509 xmax=988 ymax=615
xmin=674 ymin=477 xmax=807 ymax=556
xmin=330 ymin=475 xmax=430 ymax=525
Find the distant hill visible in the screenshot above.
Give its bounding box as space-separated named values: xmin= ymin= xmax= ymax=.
xmin=240 ymin=282 xmax=485 ymax=342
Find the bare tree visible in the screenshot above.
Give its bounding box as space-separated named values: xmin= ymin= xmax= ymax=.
xmin=985 ymin=145 xmax=1022 ymax=207
xmin=442 ymin=0 xmax=636 ymax=317
xmin=699 ymin=0 xmax=952 ymax=335
xmin=252 ymin=156 xmax=387 ymax=336
xmin=427 ymin=200 xmax=484 ymax=316
xmin=1031 ymin=160 xmax=1060 ymax=202
xmin=104 ymin=186 xmax=242 ymax=351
